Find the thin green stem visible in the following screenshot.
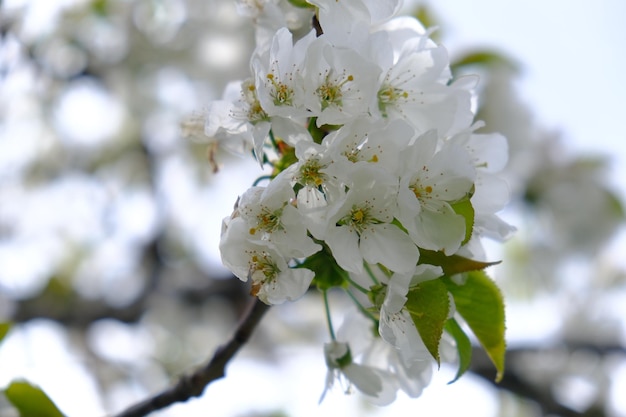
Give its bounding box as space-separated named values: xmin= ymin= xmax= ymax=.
xmin=323 ymin=290 xmax=336 ymax=341
xmin=252 ymin=175 xmax=273 ymax=186
xmin=345 ymin=289 xmax=379 ymax=327
xmin=376 ymin=263 xmax=393 ymax=279
xmin=344 ymin=274 xmax=369 ymax=294
xmin=268 ymin=129 xmax=278 ymax=149
xmin=363 ymin=262 xmax=381 ymax=285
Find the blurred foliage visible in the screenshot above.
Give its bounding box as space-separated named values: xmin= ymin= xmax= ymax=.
xmin=4 ymin=381 xmax=65 ymax=417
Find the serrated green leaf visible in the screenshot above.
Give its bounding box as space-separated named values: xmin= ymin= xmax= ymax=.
xmin=444 ymin=318 xmax=472 ymax=384
xmin=5 ymin=380 xmax=66 ymax=417
xmin=405 ymin=279 xmax=449 ymax=365
xmin=443 ymin=271 xmax=506 ymax=382
xmin=418 ymin=249 xmax=500 ymax=275
xmin=0 ymin=322 xmax=11 ymax=344
xmin=450 ymin=198 xmax=474 ymax=245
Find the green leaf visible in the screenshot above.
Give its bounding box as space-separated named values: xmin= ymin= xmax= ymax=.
xmin=5 ymin=380 xmax=66 ymax=417
xmin=405 ymin=279 xmax=449 ymax=365
xmin=443 ymin=271 xmax=506 ymax=382
xmin=450 ymin=198 xmax=474 ymax=245
xmin=307 ymin=118 xmax=326 ymax=144
xmin=418 ymin=249 xmax=500 ymax=275
xmin=444 ymin=318 xmax=472 ymax=384
xmin=0 ymin=322 xmax=11 ymax=344
xmin=300 ymin=248 xmax=348 ymax=290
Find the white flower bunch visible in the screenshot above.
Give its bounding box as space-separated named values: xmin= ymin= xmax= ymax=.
xmin=211 ymin=0 xmax=511 ymax=404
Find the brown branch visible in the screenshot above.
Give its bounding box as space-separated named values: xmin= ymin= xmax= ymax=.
xmin=112 ymin=297 xmax=270 ymax=417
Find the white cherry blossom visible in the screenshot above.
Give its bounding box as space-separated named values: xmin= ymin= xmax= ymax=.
xmin=204 ymin=79 xmax=271 ymax=165
xmin=322 ymin=164 xmax=419 ymax=274
xmin=323 ymin=118 xmax=414 ymax=175
xmin=448 ymin=125 xmax=515 ymax=242
xmin=302 ymin=36 xmax=381 ymax=126
xmin=321 ymin=341 xmax=398 ymax=405
xmin=236 ymin=172 xmax=321 ymax=258
xmin=337 ymin=310 xmax=434 ymax=400
xmin=372 ymin=21 xmax=476 ymax=136
xmin=397 ymin=130 xmax=476 ymax=254
xmin=219 ymin=217 xmax=314 ymax=304
xmin=253 ymin=27 xmax=316 ymax=118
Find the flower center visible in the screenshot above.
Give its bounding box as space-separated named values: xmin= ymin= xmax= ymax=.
xmin=249 ymin=206 xmax=283 ymax=235
xmin=248 ymin=252 xmax=280 ymax=296
xmin=267 ymin=73 xmax=294 ymax=106
xmin=316 ymin=71 xmax=354 ymax=110
xmin=377 ymin=83 xmax=409 ymax=117
xmin=340 ymin=204 xmax=377 ymax=233
xmin=411 ymin=183 xmax=433 ymax=200
xmin=298 ymin=157 xmax=327 ymax=188
xmin=241 ymin=80 xmax=268 ymax=123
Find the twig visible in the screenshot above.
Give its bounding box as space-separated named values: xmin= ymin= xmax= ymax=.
xmin=112 ymin=297 xmax=270 ymax=417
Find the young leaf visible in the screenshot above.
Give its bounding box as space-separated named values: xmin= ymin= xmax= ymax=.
xmin=444 ymin=318 xmax=472 ymax=384
xmin=443 ymin=271 xmax=506 ymax=382
xmin=300 ymin=248 xmax=348 ymax=290
xmin=405 ymin=278 xmax=449 ymax=365
xmin=5 ymin=380 xmax=66 ymax=417
xmin=418 ymin=249 xmax=500 ymax=275
xmin=450 ymin=198 xmax=474 ymax=245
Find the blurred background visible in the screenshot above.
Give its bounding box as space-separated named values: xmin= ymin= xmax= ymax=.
xmin=1 ymin=0 xmax=625 ymax=416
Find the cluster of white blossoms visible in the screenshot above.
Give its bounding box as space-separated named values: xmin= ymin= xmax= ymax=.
xmin=210 ymin=0 xmax=511 ymax=405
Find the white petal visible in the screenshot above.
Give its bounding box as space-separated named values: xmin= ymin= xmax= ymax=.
xmin=359 ymin=224 xmax=419 ymax=273
xmin=343 ymin=364 xmax=383 ymax=397
xmin=261 ymin=267 xmax=315 ymax=305
xmin=411 ymin=204 xmax=466 ymax=254
xmin=326 ymin=226 xmax=363 ymax=274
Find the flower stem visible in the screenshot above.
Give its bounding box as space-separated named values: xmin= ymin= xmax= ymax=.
xmin=323 ymin=290 xmax=336 ymax=341
xmin=345 ymin=289 xmax=379 ymax=327
xmin=252 ymin=175 xmax=273 ymax=186
xmin=363 ymin=262 xmax=381 ymax=285
xmin=344 ymin=275 xmax=369 ymax=294
xmin=269 ymin=129 xmax=278 ymax=149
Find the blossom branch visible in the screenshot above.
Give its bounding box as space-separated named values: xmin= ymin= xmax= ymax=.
xmin=113 ymin=298 xmax=270 ymax=417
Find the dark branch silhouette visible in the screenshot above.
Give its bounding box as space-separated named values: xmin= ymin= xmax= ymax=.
xmin=112 ymin=297 xmax=270 ymax=417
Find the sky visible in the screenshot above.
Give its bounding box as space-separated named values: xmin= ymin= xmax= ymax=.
xmin=426 ymin=0 xmax=626 ymax=195
xmin=2 ymin=1 xmax=626 ymax=416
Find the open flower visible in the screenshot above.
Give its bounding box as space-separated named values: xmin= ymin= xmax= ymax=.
xmin=321 ymin=341 xmax=397 ymax=405
xmin=302 ymin=36 xmax=381 ymax=126
xmin=253 ymin=27 xmax=316 ymax=119
xmin=237 ymin=172 xmax=321 ymax=259
xmin=220 ymin=217 xmax=314 ymax=304
xmin=396 ymin=130 xmax=476 ymax=254
xmin=322 ymin=164 xmax=419 ymax=274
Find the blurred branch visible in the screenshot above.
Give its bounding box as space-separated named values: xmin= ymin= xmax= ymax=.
xmin=470 ymin=344 xmax=625 ymax=417
xmin=10 ymin=235 xmax=164 ymax=327
xmin=112 ymin=297 xmax=270 ymax=417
